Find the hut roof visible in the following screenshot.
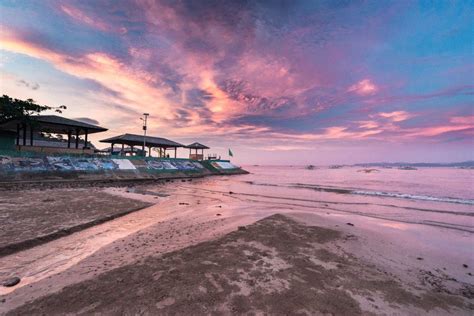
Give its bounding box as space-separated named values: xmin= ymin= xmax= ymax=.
xmin=100 ymin=133 xmax=183 ymax=148
xmin=186 ymin=142 xmax=210 ymax=149
xmin=0 ymin=115 xmax=107 ymax=134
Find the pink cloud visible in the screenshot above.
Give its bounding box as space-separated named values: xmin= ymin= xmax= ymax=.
xmin=450 ymin=115 xmax=474 ymax=125
xmin=59 ymin=4 xmax=127 ymax=34
xmin=377 ymin=111 xmax=413 ymax=122
xmin=358 ymin=121 xmax=379 ymax=129
xmin=347 ymin=79 xmax=378 ymax=96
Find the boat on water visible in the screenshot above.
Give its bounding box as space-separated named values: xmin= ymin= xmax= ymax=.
xmin=398 ymin=166 xmax=417 ymax=170
xmin=305 ymin=165 xmax=316 ymax=170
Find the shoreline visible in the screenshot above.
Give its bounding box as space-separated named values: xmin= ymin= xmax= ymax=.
xmin=0 ymin=168 xmax=249 ymax=191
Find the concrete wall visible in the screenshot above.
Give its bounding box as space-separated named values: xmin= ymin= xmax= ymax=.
xmin=0 ymin=153 xmax=246 ymax=184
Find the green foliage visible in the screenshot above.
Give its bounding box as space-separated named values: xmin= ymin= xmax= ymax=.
xmin=0 ymin=95 xmax=66 ymax=123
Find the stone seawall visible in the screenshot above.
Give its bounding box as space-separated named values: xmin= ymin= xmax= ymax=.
xmin=0 ymin=154 xmax=248 ymax=189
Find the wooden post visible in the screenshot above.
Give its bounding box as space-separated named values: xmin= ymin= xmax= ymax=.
xmin=29 ymin=125 xmax=34 ymax=146
xmin=174 ymin=147 xmax=177 ymax=158
xmin=67 ymin=130 xmax=72 ymax=148
xmin=75 ymin=128 xmax=80 ymax=149
xmin=22 ymin=123 xmax=27 ymax=146
xmin=83 ymin=129 xmax=89 ymax=149
xmin=148 ymin=146 xmax=152 ymax=157
xmin=111 ymin=143 xmax=114 ymax=155
xmin=16 ymin=123 xmax=20 ymax=145
xmin=121 ymin=143 xmax=125 ymax=155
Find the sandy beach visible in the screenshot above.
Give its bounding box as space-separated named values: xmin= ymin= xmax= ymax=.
xmin=1 ymin=169 xmax=473 ymax=315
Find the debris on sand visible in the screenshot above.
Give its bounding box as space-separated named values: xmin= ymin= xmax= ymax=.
xmin=238 ymin=226 xmax=247 ymax=231
xmin=3 ymin=277 xmax=21 ymax=287
xmin=463 ymin=264 xmax=468 ymax=268
xmin=216 ymin=213 xmax=222 ymax=216
xmin=178 ymin=202 xmax=189 ymax=206
xmin=346 ymin=223 xmax=354 ymax=226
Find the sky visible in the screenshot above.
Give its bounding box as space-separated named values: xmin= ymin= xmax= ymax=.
xmin=0 ymin=0 xmax=473 ymax=165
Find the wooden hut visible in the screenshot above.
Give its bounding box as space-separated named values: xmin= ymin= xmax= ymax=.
xmin=186 ymin=142 xmax=209 ymax=160
xmin=0 ymin=115 xmax=107 ymax=154
xmin=100 ymin=133 xmax=183 ymax=158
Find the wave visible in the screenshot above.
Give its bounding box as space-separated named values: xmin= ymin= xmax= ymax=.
xmin=351 ymin=190 xmax=474 ymax=205
xmin=244 ymin=181 xmax=474 ymax=205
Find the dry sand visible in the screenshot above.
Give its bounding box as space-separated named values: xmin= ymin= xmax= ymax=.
xmin=0 ymin=182 xmax=473 ymax=315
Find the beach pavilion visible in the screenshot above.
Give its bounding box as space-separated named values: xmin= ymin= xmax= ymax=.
xmin=0 ymin=115 xmax=107 ymax=154
xmin=99 ymin=133 xmax=183 ymax=158
xmin=186 ymin=142 xmax=210 ymax=160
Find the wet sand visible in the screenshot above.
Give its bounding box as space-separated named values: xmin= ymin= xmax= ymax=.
xmin=4 ymin=214 xmax=473 ymax=315
xmin=0 ymin=188 xmax=152 ymax=256
xmin=1 ymin=179 xmax=473 ymax=315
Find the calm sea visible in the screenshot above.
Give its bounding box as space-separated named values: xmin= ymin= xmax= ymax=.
xmin=201 ymin=165 xmax=474 ymax=233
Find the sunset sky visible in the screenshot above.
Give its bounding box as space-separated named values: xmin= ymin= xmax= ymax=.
xmin=0 ymin=0 xmax=473 ymax=164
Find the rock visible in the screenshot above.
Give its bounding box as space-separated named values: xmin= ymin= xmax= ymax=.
xmin=463 ymin=264 xmax=469 ymax=268
xmin=238 ymin=226 xmax=247 ymax=231
xmin=3 ymin=277 xmax=20 ymax=287
xmin=417 ymin=257 xmax=424 ymax=260
xmin=346 ymin=223 xmax=354 ymax=226
xmin=216 ymin=213 xmax=222 ymax=216
xmin=229 ymin=191 xmax=234 ymax=194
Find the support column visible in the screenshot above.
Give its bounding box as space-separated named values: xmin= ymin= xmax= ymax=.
xmin=67 ymin=130 xmax=72 ymax=148
xmin=83 ymin=129 xmax=89 ymax=149
xmin=110 ymin=143 xmax=115 ymax=155
xmin=16 ymin=123 xmax=20 ymax=145
xmin=131 ymin=145 xmax=134 ymax=155
xmin=75 ymin=128 xmax=80 ymax=149
xmin=174 ymin=147 xmax=177 ymax=158
xmin=22 ymin=123 xmax=27 ymax=146
xmin=121 ymin=143 xmax=125 ymax=155
xmin=29 ymin=125 xmax=33 ymax=146
xmin=148 ymin=146 xmax=152 ymax=157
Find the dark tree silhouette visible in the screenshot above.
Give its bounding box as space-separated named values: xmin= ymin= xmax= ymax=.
xmin=0 ymin=95 xmax=66 ymax=123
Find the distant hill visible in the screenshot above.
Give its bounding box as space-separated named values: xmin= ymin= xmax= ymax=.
xmin=353 ymin=161 xmax=474 ymax=168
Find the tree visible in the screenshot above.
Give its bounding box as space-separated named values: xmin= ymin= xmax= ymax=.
xmin=0 ymin=95 xmax=66 ymax=123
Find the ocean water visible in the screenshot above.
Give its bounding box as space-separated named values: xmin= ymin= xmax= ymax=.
xmin=198 ymin=165 xmax=474 ymax=233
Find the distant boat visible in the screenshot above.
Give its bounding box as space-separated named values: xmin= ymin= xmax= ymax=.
xmin=398 ymin=166 xmax=417 ymax=170
xmin=357 ymin=168 xmax=380 ymax=173
xmin=306 ymin=165 xmax=316 ymax=170
xmin=329 ymin=165 xmax=343 ymax=169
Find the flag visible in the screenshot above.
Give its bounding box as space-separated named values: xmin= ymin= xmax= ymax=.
xmin=228 ymin=149 xmax=233 ymax=157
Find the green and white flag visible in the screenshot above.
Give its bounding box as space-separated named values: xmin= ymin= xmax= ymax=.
xmin=228 ymin=149 xmax=233 ymax=157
